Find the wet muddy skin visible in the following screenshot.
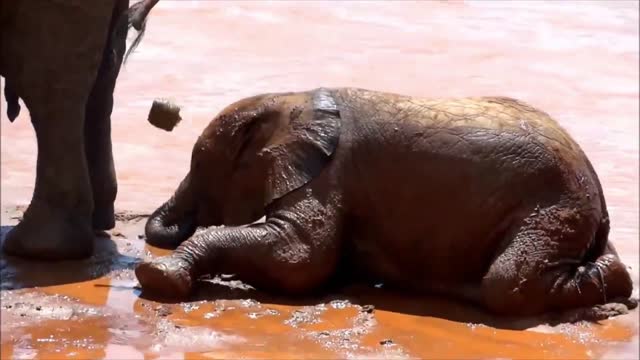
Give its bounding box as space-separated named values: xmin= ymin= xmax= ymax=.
xmin=1 ymin=1 xmax=639 ymax=359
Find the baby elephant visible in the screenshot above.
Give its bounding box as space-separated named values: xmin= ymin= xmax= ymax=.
xmin=136 ymin=87 xmax=634 ymax=318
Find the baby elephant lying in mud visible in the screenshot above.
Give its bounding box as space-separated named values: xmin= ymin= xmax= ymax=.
xmin=136 ymin=87 xmax=635 ymax=318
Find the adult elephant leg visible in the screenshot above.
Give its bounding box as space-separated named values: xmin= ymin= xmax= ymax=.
xmin=1 ymin=0 xmax=117 ymax=260
xmin=481 ymin=204 xmax=634 ymax=319
xmin=85 ymin=0 xmax=129 ymax=231
xmin=3 ymin=95 xmax=96 ymax=259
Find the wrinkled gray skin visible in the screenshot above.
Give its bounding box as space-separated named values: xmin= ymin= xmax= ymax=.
xmin=1 ymin=0 xmax=159 ymax=260
xmin=137 ymin=88 xmax=635 ymax=318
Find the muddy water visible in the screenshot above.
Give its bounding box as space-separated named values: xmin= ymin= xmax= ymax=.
xmin=1 ymin=1 xmax=638 ymax=359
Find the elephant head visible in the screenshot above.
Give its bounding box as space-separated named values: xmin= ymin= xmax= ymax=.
xmin=145 ymin=89 xmax=341 ymax=248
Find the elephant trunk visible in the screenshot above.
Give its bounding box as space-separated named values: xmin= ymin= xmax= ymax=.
xmin=145 ymin=174 xmax=197 ymax=249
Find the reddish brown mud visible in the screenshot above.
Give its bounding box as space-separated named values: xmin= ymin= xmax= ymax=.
xmin=1 ymin=1 xmax=638 ymax=359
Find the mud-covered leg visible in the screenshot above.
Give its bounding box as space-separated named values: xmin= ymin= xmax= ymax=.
xmin=136 ymin=195 xmax=342 ymax=299
xmin=85 ymin=0 xmax=129 ymax=231
xmin=559 ymin=242 xmax=638 ymax=321
xmin=481 ymin=205 xmax=634 ymax=318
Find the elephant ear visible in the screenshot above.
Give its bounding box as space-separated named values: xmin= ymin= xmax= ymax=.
xmin=234 ymin=88 xmax=341 ymax=206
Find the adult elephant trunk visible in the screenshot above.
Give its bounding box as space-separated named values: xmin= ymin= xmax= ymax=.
xmin=145 ymin=174 xmax=197 ymax=249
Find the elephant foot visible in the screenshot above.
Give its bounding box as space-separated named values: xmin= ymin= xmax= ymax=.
xmin=93 ymin=202 xmax=115 ymax=231
xmin=558 ymin=297 xmax=639 ymax=323
xmin=135 ymin=256 xmax=193 ymax=299
xmin=2 ymin=201 xmax=94 ymax=260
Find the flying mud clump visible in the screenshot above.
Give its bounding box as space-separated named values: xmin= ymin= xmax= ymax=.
xmin=147 ymin=98 xmax=182 ymax=131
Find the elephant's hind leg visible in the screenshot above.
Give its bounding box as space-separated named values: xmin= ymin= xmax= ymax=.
xmin=481 ymin=204 xmax=634 ymax=319
xmin=85 ymin=0 xmax=129 ymax=231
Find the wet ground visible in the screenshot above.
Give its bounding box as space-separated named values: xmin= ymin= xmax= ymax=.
xmin=1 ymin=1 xmax=639 ymax=359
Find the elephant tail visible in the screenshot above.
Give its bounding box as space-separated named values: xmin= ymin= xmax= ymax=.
xmin=3 ymin=80 xmax=21 ymax=122
xmin=111 ymin=0 xmax=159 ymax=65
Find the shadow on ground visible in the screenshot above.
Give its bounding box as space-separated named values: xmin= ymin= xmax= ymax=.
xmin=0 ymin=225 xmax=139 ymax=290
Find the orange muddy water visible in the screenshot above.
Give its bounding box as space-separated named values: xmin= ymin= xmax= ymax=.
xmin=1 ymin=1 xmax=639 ymax=359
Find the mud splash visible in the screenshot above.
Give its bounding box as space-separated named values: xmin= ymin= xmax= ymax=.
xmin=1 ymin=1 xmax=638 ymax=359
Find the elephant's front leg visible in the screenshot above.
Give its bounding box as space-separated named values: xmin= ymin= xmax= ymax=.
xmin=3 ymin=96 xmax=96 ymax=260
xmin=85 ymin=0 xmax=129 ymax=231
xmin=136 ymin=201 xmax=342 ymax=299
